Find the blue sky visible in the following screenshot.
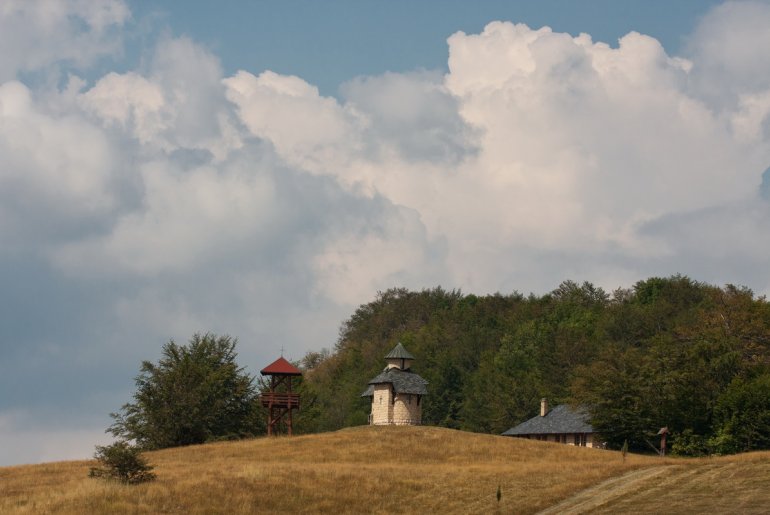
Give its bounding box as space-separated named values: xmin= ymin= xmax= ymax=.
xmin=128 ymin=0 xmax=723 ymax=95
xmin=1 ymin=0 xmax=770 ymax=466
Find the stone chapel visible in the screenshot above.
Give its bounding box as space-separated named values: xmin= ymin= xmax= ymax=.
xmin=361 ymin=343 xmax=428 ymax=425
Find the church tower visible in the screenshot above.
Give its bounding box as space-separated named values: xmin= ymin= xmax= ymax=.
xmin=362 ymin=343 xmax=428 ymax=425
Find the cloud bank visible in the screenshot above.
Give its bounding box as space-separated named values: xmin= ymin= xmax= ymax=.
xmin=2 ymin=0 xmax=770 ymax=465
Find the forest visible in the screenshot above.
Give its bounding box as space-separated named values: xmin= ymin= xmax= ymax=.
xmin=294 ymin=275 xmax=770 ymax=455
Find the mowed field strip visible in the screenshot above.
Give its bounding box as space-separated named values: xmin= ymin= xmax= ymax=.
xmin=1 ymin=426 xmax=769 ymax=514
xmin=540 ymin=454 xmax=770 ymax=515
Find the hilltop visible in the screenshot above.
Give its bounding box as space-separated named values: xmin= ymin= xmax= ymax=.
xmin=2 ymin=425 xmax=769 ymax=514
xmin=300 ymin=280 xmax=770 ymax=454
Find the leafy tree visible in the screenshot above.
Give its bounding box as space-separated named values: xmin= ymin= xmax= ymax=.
xmin=297 ymin=277 xmax=770 ymax=454
xmin=710 ymin=372 xmax=770 ymax=453
xmin=89 ymin=441 xmax=156 ymax=484
xmin=571 ymin=345 xmax=657 ymax=450
xmin=109 ymin=333 xmax=263 ymax=449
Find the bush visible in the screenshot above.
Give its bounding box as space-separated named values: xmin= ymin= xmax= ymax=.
xmin=89 ymin=441 xmax=156 ymax=484
xmin=671 ymin=429 xmax=709 ymax=457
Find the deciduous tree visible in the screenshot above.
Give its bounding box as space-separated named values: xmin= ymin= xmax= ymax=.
xmin=109 ymin=333 xmax=263 ymax=449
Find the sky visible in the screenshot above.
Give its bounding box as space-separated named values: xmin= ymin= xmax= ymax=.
xmin=2 ymin=0 xmax=770 ymax=466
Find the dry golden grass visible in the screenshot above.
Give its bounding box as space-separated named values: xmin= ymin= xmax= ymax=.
xmin=1 ymin=425 xmax=767 ymax=514
xmin=559 ymin=452 xmax=770 ymax=515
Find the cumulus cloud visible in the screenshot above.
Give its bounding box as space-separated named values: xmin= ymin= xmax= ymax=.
xmin=686 ymin=0 xmax=770 ymax=107
xmin=0 ymin=81 xmax=119 ymax=255
xmin=340 ymin=70 xmax=477 ymax=164
xmin=224 ymin=69 xmax=361 ymax=175
xmin=0 ymin=0 xmax=129 ymax=81
xmin=439 ymin=20 xmax=770 ymax=291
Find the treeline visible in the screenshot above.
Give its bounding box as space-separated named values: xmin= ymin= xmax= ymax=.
xmin=296 ymin=276 xmax=770 ymax=455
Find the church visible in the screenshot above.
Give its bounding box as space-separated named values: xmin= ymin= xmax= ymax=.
xmin=361 ymin=343 xmax=428 ymax=425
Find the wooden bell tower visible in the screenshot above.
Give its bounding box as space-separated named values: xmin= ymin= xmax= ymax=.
xmin=260 ymin=356 xmax=302 ymax=436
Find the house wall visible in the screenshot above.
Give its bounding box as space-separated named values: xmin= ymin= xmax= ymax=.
xmin=391 ymin=393 xmax=421 ymax=425
xmin=369 ymin=388 xmax=422 ymax=425
xmin=370 ymin=385 xmax=393 ymax=425
xmin=522 ymin=433 xmax=596 ymax=448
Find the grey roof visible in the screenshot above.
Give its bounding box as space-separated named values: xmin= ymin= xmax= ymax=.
xmin=501 ymin=405 xmax=594 ymax=436
xmin=361 ymin=367 xmax=428 ymax=397
xmin=384 ymin=342 xmax=415 ymax=360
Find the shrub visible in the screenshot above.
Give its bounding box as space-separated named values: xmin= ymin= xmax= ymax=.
xmin=671 ymin=429 xmax=709 ymax=457
xmin=89 ymin=441 xmax=156 ymax=484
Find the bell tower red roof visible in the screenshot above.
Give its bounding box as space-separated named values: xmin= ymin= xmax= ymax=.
xmin=260 ymin=356 xmax=302 ymax=376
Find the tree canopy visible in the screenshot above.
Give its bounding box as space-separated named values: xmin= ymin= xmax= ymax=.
xmin=297 ymin=277 xmax=770 ymax=455
xmin=109 ymin=333 xmax=264 ymax=449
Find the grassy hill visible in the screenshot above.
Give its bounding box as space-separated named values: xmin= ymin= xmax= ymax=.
xmin=1 ymin=426 xmax=769 ymax=514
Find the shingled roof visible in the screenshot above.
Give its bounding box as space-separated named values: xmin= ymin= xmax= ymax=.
xmin=384 ymin=342 xmax=415 ymax=360
xmin=361 ymin=367 xmax=429 ymax=397
xmin=501 ymin=405 xmax=594 ymax=436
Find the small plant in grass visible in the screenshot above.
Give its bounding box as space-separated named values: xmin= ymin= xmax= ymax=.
xmin=89 ymin=441 xmax=156 ymax=484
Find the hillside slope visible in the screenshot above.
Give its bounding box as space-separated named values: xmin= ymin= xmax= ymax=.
xmin=541 ymin=452 xmax=770 ymax=514
xmin=1 ymin=426 xmax=767 ymax=514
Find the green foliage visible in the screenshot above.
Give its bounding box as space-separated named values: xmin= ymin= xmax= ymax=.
xmin=298 ymin=277 xmax=770 ymax=455
xmin=109 ymin=333 xmax=264 ymax=449
xmin=671 ymin=429 xmax=709 ymax=457
xmin=89 ymin=441 xmax=156 ymax=484
xmin=710 ymin=373 xmax=770 ymax=454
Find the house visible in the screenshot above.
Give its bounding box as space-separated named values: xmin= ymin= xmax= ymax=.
xmin=502 ymin=398 xmax=599 ymax=447
xmin=361 ymin=343 xmax=428 ymax=425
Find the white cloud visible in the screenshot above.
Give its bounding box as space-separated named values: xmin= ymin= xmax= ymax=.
xmin=78 ymin=36 xmax=243 ymax=160
xmin=224 ymin=69 xmax=361 ymax=175
xmin=686 ymin=0 xmax=770 ymax=107
xmin=0 ymin=80 xmax=118 ymax=254
xmin=79 ymin=72 xmax=166 ymax=143
xmin=441 ymin=21 xmax=767 ymax=264
xmin=340 ymin=70 xmax=476 ymax=163
xmin=0 ymin=0 xmax=129 ymax=81
xmin=55 ymin=158 xmax=278 ymax=276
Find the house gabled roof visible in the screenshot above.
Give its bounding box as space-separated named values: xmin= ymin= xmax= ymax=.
xmin=502 ymin=405 xmax=594 ymax=436
xmin=260 ymin=356 xmax=302 ymax=376
xmin=361 ymin=367 xmax=428 ymax=397
xmin=384 ymin=342 xmax=415 ymax=360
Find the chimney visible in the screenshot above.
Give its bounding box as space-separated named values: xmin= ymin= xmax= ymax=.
xmin=540 ymin=398 xmax=548 ymax=417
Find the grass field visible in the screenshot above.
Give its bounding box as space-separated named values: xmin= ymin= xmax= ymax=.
xmin=1 ymin=425 xmax=768 ymax=514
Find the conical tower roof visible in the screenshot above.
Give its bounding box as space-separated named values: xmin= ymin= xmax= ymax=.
xmin=385 ymin=342 xmax=415 ymax=360
xmin=260 ymin=356 xmax=302 ymax=376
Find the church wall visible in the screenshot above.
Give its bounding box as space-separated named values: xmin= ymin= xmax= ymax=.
xmin=370 ymin=385 xmax=393 ymax=425
xmin=391 ymin=393 xmax=422 ymax=425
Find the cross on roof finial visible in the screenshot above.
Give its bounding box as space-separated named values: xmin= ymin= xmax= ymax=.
xmin=280 ymin=345 xmax=284 ymax=357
